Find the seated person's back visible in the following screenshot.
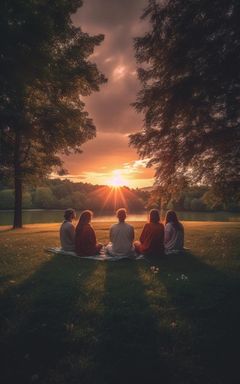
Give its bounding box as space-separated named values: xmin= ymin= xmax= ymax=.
xmin=60 ymin=208 xmax=76 ymax=251
xmin=107 ymin=208 xmax=134 ymax=257
xmin=137 ymin=209 xmax=164 ymax=256
xmin=164 ymin=210 xmax=184 ymax=252
xmin=75 ymin=210 xmax=102 ymax=256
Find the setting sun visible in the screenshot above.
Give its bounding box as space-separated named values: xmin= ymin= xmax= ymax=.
xmin=107 ymin=170 xmax=128 ymax=187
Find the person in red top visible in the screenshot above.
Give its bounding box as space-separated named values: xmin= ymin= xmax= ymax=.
xmin=75 ymin=210 xmax=102 ymax=256
xmin=135 ymin=209 xmax=164 ymax=257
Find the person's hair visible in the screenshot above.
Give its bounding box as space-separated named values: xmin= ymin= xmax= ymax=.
xmin=76 ymin=210 xmax=93 ymax=231
xmin=116 ymin=208 xmax=127 ymax=221
xmin=64 ymin=208 xmax=75 ymax=220
xmin=149 ymin=209 xmax=160 ymax=224
xmin=165 ymin=210 xmax=182 ymax=230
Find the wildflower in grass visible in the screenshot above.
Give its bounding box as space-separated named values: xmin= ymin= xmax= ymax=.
xmin=180 ymin=274 xmax=188 ymax=280
xmin=176 ymin=274 xmax=188 ymax=281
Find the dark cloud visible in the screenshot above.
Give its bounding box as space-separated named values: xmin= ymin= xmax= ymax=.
xmin=63 ymin=0 xmax=154 ymax=186
xmin=74 ymin=0 xmax=147 ymax=29
xmin=72 ymin=0 xmax=148 ymax=134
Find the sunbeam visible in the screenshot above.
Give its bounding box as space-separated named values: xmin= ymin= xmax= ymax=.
xmin=107 ymin=170 xmax=128 ymax=188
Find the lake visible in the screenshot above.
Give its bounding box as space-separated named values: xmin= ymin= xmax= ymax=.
xmin=0 ymin=210 xmax=240 ymax=226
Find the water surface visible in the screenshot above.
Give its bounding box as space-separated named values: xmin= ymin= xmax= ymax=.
xmin=0 ymin=210 xmax=240 ymax=226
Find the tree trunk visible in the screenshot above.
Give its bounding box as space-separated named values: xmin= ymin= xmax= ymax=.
xmin=13 ymin=130 xmax=22 ymax=229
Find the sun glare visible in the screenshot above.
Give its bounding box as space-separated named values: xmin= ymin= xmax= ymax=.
xmin=107 ymin=170 xmax=127 ymax=187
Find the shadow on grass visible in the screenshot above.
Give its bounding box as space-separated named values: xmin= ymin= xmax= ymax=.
xmin=93 ymin=260 xmax=170 ymax=384
xmin=139 ymin=251 xmax=240 ymax=384
xmin=0 ymin=255 xmax=99 ymax=384
xmin=1 ymin=251 xmax=240 ymax=384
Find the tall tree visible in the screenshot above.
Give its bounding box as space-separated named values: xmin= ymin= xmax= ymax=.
xmin=130 ymin=0 xmax=240 ymax=194
xmin=0 ymin=0 xmax=106 ymax=228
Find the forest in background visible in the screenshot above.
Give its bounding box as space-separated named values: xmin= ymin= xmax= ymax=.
xmin=0 ymin=178 xmax=239 ymax=212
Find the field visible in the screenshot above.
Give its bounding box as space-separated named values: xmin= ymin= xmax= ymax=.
xmin=0 ymin=221 xmax=240 ymax=384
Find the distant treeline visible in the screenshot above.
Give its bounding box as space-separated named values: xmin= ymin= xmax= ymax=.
xmin=162 ymin=186 xmax=240 ymax=212
xmin=0 ymin=179 xmax=239 ymax=212
xmin=0 ymin=179 xmax=149 ymax=212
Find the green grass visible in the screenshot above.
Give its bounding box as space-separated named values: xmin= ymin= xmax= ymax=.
xmin=1 ymin=221 xmax=240 ymax=384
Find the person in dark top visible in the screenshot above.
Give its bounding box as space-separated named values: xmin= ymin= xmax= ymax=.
xmin=75 ymin=210 xmax=102 ymax=256
xmin=135 ymin=209 xmax=164 ymax=257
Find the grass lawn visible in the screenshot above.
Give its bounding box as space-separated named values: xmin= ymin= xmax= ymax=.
xmin=0 ymin=221 xmax=240 ymax=384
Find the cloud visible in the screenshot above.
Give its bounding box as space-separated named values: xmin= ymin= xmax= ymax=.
xmin=72 ymin=0 xmax=149 ymax=134
xmin=62 ymin=132 xmax=136 ymax=174
xmin=60 ymin=139 xmax=154 ymax=187
xmin=61 ymin=0 xmax=154 ymax=187
xmin=73 ymin=0 xmax=147 ymax=30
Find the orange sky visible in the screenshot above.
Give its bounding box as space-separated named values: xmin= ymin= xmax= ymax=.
xmin=60 ymin=0 xmax=155 ymax=188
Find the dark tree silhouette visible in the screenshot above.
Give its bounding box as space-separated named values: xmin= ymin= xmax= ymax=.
xmin=130 ymin=0 xmax=240 ymax=193
xmin=0 ymin=0 xmax=106 ymax=228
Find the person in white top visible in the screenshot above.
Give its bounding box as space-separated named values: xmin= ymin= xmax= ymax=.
xmin=106 ymin=208 xmax=135 ymax=257
xmin=164 ymin=210 xmax=184 ymax=254
xmin=60 ymin=208 xmax=76 ymax=251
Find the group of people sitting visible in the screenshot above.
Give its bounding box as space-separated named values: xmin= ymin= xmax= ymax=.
xmin=60 ymin=207 xmax=184 ymax=258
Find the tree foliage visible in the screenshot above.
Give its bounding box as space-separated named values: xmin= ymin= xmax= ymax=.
xmin=0 ymin=0 xmax=106 ymax=227
xmin=130 ymin=0 xmax=240 ymax=190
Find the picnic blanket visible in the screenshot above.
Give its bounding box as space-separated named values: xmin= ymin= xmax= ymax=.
xmin=165 ymin=248 xmax=190 ymax=255
xmin=45 ymin=247 xmax=145 ymax=261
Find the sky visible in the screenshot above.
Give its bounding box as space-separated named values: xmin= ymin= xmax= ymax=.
xmin=60 ymin=0 xmax=155 ymax=189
